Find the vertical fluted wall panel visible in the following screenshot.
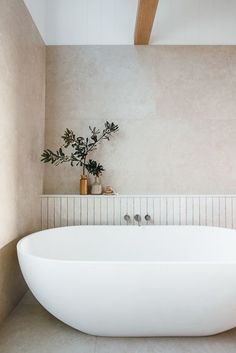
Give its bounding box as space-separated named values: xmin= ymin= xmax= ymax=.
xmin=41 ymin=195 xmax=236 ymax=230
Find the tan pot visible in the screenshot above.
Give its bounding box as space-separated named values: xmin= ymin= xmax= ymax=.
xmin=80 ymin=175 xmax=88 ymax=195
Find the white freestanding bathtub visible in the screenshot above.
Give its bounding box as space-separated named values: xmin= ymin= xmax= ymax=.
xmin=17 ymin=225 xmax=236 ymax=337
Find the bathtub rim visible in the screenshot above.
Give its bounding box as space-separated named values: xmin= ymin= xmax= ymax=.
xmin=17 ymin=225 xmax=236 ymax=265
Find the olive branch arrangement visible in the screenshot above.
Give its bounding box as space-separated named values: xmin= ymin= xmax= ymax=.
xmin=41 ymin=121 xmax=119 ymax=177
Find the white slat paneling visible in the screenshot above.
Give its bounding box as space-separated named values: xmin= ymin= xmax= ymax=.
xmin=74 ymin=197 xmax=81 ymax=226
xmin=160 ymin=197 xmax=167 ymax=225
xmin=41 ymin=195 xmax=236 ymax=230
xmin=226 ymin=197 xmax=233 ymax=229
xmin=113 ymin=197 xmax=121 ymax=225
xmin=54 ymin=197 xmax=61 ymax=228
xmin=167 ymin=197 xmax=174 ymax=225
xmin=212 ymin=197 xmax=220 ymax=227
xmin=61 ymin=198 xmax=68 ymax=227
xmin=180 ymin=197 xmax=187 ymax=225
xmin=41 ymin=197 xmax=48 ymax=230
xmin=173 ymin=197 xmax=180 ymax=225
xmin=134 ymin=197 xmax=141 ymax=222
xmin=48 ymin=197 xmax=55 ymax=229
xmin=107 ymin=198 xmax=114 ymax=225
xmin=94 ymin=197 xmax=101 ymax=225
xmin=219 ymin=197 xmax=226 ymax=228
xmin=127 ymin=198 xmax=134 ymax=225
xmin=87 ymin=198 xmax=94 ymax=225
xmin=206 ymin=197 xmax=213 ymax=227
xmin=199 ymin=197 xmax=206 ymax=226
xmin=186 ymin=197 xmax=193 ymax=225
xmin=120 ymin=197 xmax=128 ymax=225
xmin=100 ymin=197 xmax=108 ymax=225
xmin=147 ymin=197 xmax=154 ymax=225
xmin=140 ymin=198 xmax=147 ymax=224
xmin=80 ymin=197 xmax=88 ymax=225
xmin=193 ymin=197 xmax=200 ymax=225
xmin=68 ymin=198 xmax=75 ymax=226
xmin=233 ymin=198 xmax=236 ymax=229
xmin=153 ymin=197 xmax=161 ymax=225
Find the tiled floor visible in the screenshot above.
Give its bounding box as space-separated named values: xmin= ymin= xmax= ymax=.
xmin=0 ymin=292 xmax=236 ymax=353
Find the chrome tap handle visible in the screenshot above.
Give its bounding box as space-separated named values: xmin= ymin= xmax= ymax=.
xmin=145 ymin=214 xmax=151 ymax=223
xmin=134 ymin=214 xmax=141 ymax=226
xmin=124 ymin=214 xmax=131 ymax=224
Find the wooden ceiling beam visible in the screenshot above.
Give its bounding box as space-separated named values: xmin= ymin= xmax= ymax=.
xmin=134 ymin=0 xmax=159 ymax=45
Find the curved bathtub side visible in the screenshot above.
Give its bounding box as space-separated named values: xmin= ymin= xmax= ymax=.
xmin=17 ymin=248 xmax=236 ymax=337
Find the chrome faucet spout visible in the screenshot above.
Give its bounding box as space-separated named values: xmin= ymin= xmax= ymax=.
xmin=134 ymin=214 xmax=141 ymax=226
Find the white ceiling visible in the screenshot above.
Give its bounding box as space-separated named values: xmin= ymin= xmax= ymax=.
xmin=24 ymin=0 xmax=236 ymax=45
xmin=24 ymin=0 xmax=46 ymax=40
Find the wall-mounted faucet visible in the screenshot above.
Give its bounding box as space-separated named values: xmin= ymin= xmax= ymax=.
xmin=124 ymin=214 xmax=131 ymax=225
xmin=145 ymin=214 xmax=151 ymax=224
xmin=124 ymin=214 xmax=150 ymax=226
xmin=134 ymin=214 xmax=141 ymax=226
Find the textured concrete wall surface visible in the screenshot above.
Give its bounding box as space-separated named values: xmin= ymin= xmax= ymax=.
xmin=45 ymin=46 xmax=236 ymax=195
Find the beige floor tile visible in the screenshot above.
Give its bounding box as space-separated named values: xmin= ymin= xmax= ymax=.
xmin=0 ymin=292 xmax=96 ymax=353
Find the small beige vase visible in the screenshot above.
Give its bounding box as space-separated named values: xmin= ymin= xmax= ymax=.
xmin=91 ymin=176 xmax=102 ymax=195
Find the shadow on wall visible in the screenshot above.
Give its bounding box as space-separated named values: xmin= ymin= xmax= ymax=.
xmin=0 ymin=0 xmax=45 ymax=323
xmin=0 ymin=240 xmax=27 ymax=322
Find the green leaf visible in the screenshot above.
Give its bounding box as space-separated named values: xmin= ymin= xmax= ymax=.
xmin=85 ymin=159 xmax=105 ymax=176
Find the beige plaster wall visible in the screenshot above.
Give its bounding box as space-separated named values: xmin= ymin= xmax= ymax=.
xmin=0 ymin=0 xmax=45 ymax=323
xmin=45 ymin=46 xmax=236 ymax=195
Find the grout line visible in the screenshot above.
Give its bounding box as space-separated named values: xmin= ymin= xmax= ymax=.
xmin=94 ymin=336 xmax=98 ymax=353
